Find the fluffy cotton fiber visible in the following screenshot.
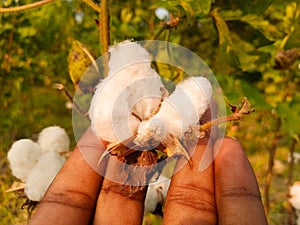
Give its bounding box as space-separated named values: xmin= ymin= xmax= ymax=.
xmin=135 ymin=77 xmax=212 ymax=146
xmin=7 ymin=139 xmax=42 ymax=182
xmin=38 ymin=126 xmax=70 ymax=153
xmin=144 ymin=175 xmax=171 ymax=215
xmin=25 ymin=152 xmax=66 ymax=201
xmin=89 ymin=41 xmax=166 ymax=143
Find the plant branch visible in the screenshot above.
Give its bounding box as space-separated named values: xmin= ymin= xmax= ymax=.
xmin=53 ymin=83 xmax=89 ymax=120
xmin=0 ymin=0 xmax=54 ymax=13
xmin=200 ymin=97 xmax=254 ymax=133
xmin=82 ymin=0 xmax=101 ymax=12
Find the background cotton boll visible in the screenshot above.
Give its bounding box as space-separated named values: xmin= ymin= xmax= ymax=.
xmin=7 ymin=139 xmax=42 ymax=182
xmin=289 ymin=183 xmax=300 ymax=209
xmin=38 ymin=126 xmax=70 ymax=153
xmin=144 ymin=175 xmax=171 ymax=215
xmin=25 ymin=152 xmax=66 ymax=201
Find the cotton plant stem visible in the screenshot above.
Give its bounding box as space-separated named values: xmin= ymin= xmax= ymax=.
xmin=264 ymin=70 xmax=293 ymax=214
xmin=200 ymin=114 xmax=242 ymax=132
xmin=0 ymin=0 xmax=54 ymax=13
xmin=100 ymin=0 xmax=110 ymax=77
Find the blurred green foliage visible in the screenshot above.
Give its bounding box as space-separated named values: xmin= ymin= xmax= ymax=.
xmin=0 ymin=0 xmax=299 ymax=224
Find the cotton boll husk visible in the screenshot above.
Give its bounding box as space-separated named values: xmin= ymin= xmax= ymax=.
xmin=25 ymin=152 xmax=66 ymax=201
xmin=144 ymin=175 xmax=171 ymax=215
xmin=38 ymin=126 xmax=70 ymax=153
xmin=7 ymin=139 xmax=42 ymax=182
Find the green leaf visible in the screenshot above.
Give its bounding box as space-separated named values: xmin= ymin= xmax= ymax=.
xmin=276 ymin=102 xmax=300 ymax=136
xmin=167 ymin=0 xmax=212 ymax=19
xmin=240 ymin=79 xmax=271 ymax=110
xmin=215 ymin=0 xmax=273 ymax=15
xmin=211 ymin=8 xmax=241 ymax=68
xmin=68 ymin=40 xmax=96 ymax=87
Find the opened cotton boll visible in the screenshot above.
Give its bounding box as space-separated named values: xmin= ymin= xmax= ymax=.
xmin=25 ymin=152 xmax=66 ymax=202
xmin=38 ymin=126 xmax=70 ymax=153
xmin=89 ymin=41 xmax=166 ymax=143
xmin=135 ymin=77 xmax=212 ymax=146
xmin=144 ymin=175 xmax=171 ymax=215
xmin=7 ymin=139 xmax=42 ymax=182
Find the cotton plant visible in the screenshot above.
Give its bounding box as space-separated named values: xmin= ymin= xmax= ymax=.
xmin=7 ymin=126 xmax=70 ymax=202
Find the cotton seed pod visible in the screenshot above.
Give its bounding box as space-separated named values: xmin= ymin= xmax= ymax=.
xmin=25 ymin=152 xmax=66 ymax=201
xmin=7 ymin=139 xmax=42 ymax=182
xmin=135 ymin=77 xmax=212 ymax=146
xmin=89 ymin=41 xmax=166 ymax=143
xmin=38 ymin=126 xmax=70 ymax=153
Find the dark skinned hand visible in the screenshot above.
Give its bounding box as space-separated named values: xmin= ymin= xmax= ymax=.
xmin=28 ymin=106 xmax=268 ymax=225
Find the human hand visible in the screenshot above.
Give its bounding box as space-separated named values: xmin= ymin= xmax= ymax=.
xmin=27 ymin=124 xmax=267 ymax=225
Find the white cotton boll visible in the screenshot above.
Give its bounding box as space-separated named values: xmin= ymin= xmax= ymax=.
xmin=108 ymin=41 xmax=151 ymax=76
xmin=89 ymin=41 xmax=166 ymax=143
xmin=128 ymin=73 xmax=165 ymax=120
xmin=290 ymin=183 xmax=300 ymax=210
xmin=38 ymin=126 xmax=70 ymax=153
xmin=290 ymin=196 xmax=300 ymax=210
xmin=176 ymin=77 xmax=212 ymax=117
xmin=290 ymin=183 xmax=300 ymax=197
xmin=135 ymin=77 xmax=212 ymax=144
xmin=7 ymin=139 xmax=42 ymax=182
xmin=144 ymin=175 xmax=171 ymax=215
xmin=135 ymin=117 xmax=167 ymax=147
xmin=90 ymin=78 xmax=136 ymax=142
xmin=25 ymin=152 xmax=66 ymax=201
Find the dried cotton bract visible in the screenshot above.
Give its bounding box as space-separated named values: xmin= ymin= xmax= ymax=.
xmin=89 ymin=41 xmax=167 ymax=143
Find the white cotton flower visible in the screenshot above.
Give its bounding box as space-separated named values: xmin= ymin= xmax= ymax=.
xmin=135 ymin=77 xmax=212 ymax=146
xmin=144 ymin=175 xmax=171 ymax=215
xmin=25 ymin=152 xmax=66 ymax=201
xmin=38 ymin=126 xmax=70 ymax=153
xmin=89 ymin=41 xmax=166 ymax=143
xmin=7 ymin=139 xmax=42 ymax=182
